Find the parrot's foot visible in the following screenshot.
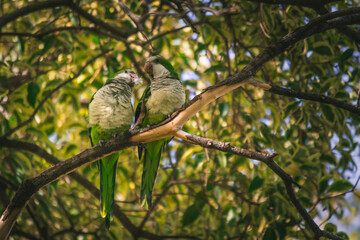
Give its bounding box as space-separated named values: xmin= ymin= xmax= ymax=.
xmin=112 ymin=133 xmax=118 ymax=138
xmin=98 ymin=140 xmax=106 ymax=146
xmin=132 ymin=125 xmax=141 ymax=130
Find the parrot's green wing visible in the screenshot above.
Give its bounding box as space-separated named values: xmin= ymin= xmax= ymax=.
xmin=140 ymin=139 xmax=167 ymax=208
xmin=158 ymin=57 xmax=179 ymax=79
xmin=138 ymin=56 xmax=185 ymax=208
xmin=91 ymin=125 xmax=123 ymax=229
xmin=135 ymin=86 xmax=151 ymax=160
xmin=135 ymin=86 xmax=151 ymax=124
xmin=137 ymin=88 xmax=171 ymax=208
xmin=88 ymin=70 xmax=135 ymax=229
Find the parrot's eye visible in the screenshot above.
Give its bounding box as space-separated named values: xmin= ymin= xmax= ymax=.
xmin=125 ymin=70 xmax=128 ymax=73
xmin=155 ymin=59 xmax=160 ymax=63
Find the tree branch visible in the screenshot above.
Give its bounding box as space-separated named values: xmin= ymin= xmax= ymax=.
xmin=246 ymin=79 xmax=360 ymax=116
xmin=0 ymin=137 xmax=155 ymax=239
xmin=248 ymin=0 xmax=360 ymax=43
xmin=0 ymin=0 xmax=135 ymax=38
xmin=174 ymin=130 xmax=278 ymax=162
xmin=0 ymin=0 xmax=73 ymax=30
xmin=174 ymin=130 xmax=342 ymax=240
xmin=0 ymin=137 xmax=195 ymax=239
xmin=248 ymin=0 xmax=340 ymax=9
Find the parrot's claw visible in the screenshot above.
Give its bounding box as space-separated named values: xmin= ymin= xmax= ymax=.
xmin=98 ymin=140 xmax=106 ymax=147
xmin=133 ymin=125 xmax=141 ymax=130
xmin=112 ymin=133 xmax=118 ymax=138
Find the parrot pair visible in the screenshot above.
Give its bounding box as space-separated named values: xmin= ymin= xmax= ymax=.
xmin=88 ymin=56 xmax=185 ymax=229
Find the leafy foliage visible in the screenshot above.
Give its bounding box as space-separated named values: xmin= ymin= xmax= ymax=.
xmin=0 ymin=0 xmax=359 ymax=239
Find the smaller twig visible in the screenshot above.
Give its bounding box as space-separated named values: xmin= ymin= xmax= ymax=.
xmin=118 ymin=0 xmax=156 ymax=52
xmin=163 ymin=0 xmax=199 ymax=34
xmin=356 ymin=89 xmax=360 ymax=108
xmin=174 ymin=130 xmax=277 ymax=162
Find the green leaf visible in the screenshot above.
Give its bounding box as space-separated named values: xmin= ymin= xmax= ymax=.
xmin=336 ymin=232 xmax=349 ymax=240
xmin=275 ymin=221 xmax=287 ymax=240
xmin=219 ymin=102 xmax=229 ymax=117
xmin=324 ymin=223 xmax=337 ymax=233
xmin=320 ymin=154 xmax=337 ymax=165
xmin=320 ymin=104 xmax=334 ymax=122
xmin=41 ymin=36 xmax=55 ymax=55
xmin=334 ymin=91 xmax=349 ymax=99
xmin=92 ymin=36 xmax=100 ymax=44
xmin=340 ymin=49 xmax=353 ymax=62
xmin=204 ymin=64 xmax=226 ymax=73
xmin=178 ymin=52 xmax=190 ymax=67
xmin=249 ymin=176 xmax=264 ymax=192
xmin=183 ymin=80 xmax=197 ymax=87
xmin=328 ymin=179 xmax=353 ymax=193
xmin=319 ymin=176 xmax=331 ymax=194
xmin=262 ymin=228 xmax=277 ymax=240
xmin=27 ymin=82 xmax=40 ymax=108
xmin=313 ymin=45 xmax=332 ymax=56
xmin=283 ymin=101 xmax=300 ymax=117
xmin=66 ymin=144 xmax=78 ymax=155
xmin=182 ymin=202 xmax=205 ymax=227
xmin=217 ymin=151 xmax=227 ymax=168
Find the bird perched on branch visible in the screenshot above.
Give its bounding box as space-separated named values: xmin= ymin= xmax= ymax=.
xmin=136 ymin=56 xmax=185 ymax=208
xmin=88 ymin=69 xmax=138 ymax=229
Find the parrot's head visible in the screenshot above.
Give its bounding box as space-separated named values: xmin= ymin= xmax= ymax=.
xmin=111 ymin=69 xmax=139 ymax=87
xmin=144 ymin=56 xmax=179 ymax=80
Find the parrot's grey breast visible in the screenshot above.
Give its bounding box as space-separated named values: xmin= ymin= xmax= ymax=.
xmin=146 ymin=77 xmax=185 ymax=116
xmin=89 ymin=82 xmax=133 ymax=130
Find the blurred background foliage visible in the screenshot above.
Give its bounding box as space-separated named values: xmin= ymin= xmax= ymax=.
xmin=0 ymin=0 xmax=359 ymax=239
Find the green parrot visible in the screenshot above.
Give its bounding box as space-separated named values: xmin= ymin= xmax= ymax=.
xmin=88 ymin=69 xmax=138 ymax=229
xmin=135 ymin=56 xmax=185 ymax=208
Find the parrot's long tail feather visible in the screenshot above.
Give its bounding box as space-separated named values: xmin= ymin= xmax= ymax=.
xmin=99 ymin=153 xmax=119 ymax=230
xmin=140 ymin=140 xmax=164 ymax=208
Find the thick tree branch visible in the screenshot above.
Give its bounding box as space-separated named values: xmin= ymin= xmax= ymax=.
xmin=0 ymin=138 xmax=167 ymax=239
xmin=268 ymin=83 xmax=360 ymax=115
xmin=0 ymin=137 xmax=195 ymax=240
xmin=247 ymin=79 xmax=360 ymax=116
xmin=249 ymin=0 xmax=360 ymax=43
xmin=174 ymin=130 xmax=278 ymax=162
xmin=68 ymin=3 xmax=135 ymax=38
xmin=0 ymin=27 xmax=114 ymax=40
xmin=174 ymin=130 xmax=342 ymax=240
xmin=249 ymin=0 xmax=340 ymax=9
xmin=0 ymin=130 xmax=137 ymax=240
xmin=0 ymin=0 xmax=135 ymax=38
xmin=314 ymin=6 xmax=360 ymax=44
xmin=0 ymin=0 xmax=73 ymax=30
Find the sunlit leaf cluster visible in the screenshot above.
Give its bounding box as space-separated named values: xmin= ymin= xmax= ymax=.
xmin=1 ymin=0 xmax=359 ymax=239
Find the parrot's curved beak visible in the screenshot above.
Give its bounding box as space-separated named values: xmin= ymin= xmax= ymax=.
xmin=130 ymin=73 xmax=142 ymax=87
xmin=144 ymin=62 xmax=153 ymax=77
xmin=130 ymin=73 xmax=141 ymax=87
